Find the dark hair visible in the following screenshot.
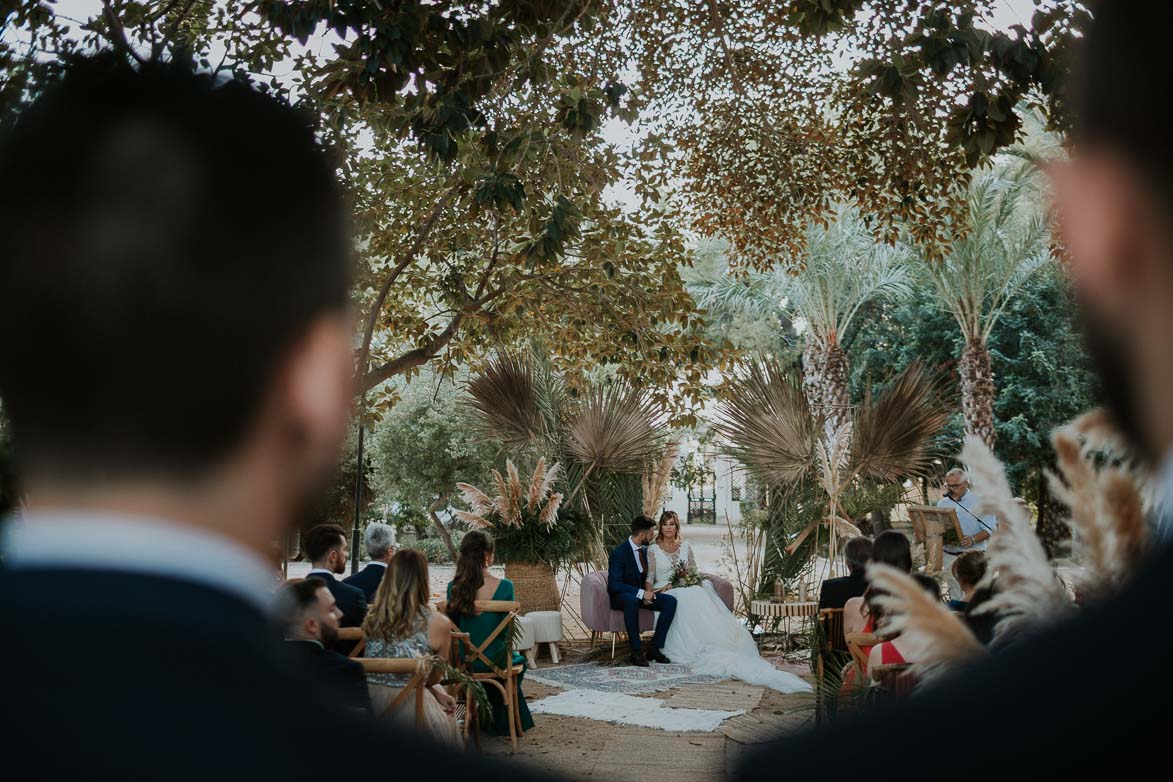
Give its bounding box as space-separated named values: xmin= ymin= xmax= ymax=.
xmin=952 ymin=550 xmax=988 ymax=591
xmin=871 ymin=530 xmax=913 ymax=574
xmin=631 ymin=515 xmax=655 ymax=535
xmin=912 ymin=573 xmax=942 ymax=600
xmin=277 ymin=576 xmax=328 ymax=627
xmin=303 ymin=524 xmax=346 ymax=564
xmin=867 ymin=572 xmax=941 ymax=630
xmin=1072 ymin=3 xmax=1173 ymax=209
xmin=448 ymin=530 xmax=494 ymax=622
xmin=844 ymin=536 xmax=874 ymax=577
xmin=0 ymin=56 xmax=350 ymax=481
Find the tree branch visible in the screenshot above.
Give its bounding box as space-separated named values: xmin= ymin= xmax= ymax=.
xmin=355 ymin=185 xmax=460 ymax=381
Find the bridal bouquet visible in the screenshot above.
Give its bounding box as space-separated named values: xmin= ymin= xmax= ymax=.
xmin=670 ymin=560 xmax=703 ymax=589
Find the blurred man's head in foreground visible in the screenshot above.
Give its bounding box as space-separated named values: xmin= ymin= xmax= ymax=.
xmin=1052 ymin=3 xmax=1173 ymax=462
xmin=0 ymin=56 xmax=354 ymax=552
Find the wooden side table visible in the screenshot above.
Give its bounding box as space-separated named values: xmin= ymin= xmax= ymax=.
xmin=750 ymin=600 xmax=819 ymax=650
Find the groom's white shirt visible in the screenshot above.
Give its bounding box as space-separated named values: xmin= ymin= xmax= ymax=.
xmin=629 ymin=536 xmax=648 ymax=600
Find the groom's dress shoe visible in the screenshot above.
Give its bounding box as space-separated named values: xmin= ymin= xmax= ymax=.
xmin=629 ymin=654 xmax=649 ymax=667
xmin=649 ymin=650 xmax=671 ymax=664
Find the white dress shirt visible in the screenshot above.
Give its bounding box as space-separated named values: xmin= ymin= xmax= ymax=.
xmin=629 ymin=537 xmax=649 ymax=599
xmin=1 ymin=510 xmax=278 ymax=613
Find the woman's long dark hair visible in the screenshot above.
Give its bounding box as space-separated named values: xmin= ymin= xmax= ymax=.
xmin=447 ymin=530 xmax=494 ymax=622
xmin=871 ymin=530 xmax=913 ymax=574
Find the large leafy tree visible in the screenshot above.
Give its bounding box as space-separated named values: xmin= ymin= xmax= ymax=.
xmin=366 ymin=371 xmax=499 ymax=559
xmin=2 ymin=1 xmax=716 ymax=422
xmin=624 ymin=1 xmax=1089 ymax=267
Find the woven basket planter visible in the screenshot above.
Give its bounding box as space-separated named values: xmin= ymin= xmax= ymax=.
xmin=504 ymin=561 xmax=561 ymax=614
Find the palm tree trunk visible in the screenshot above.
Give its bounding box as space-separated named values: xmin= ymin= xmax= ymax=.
xmin=802 ymin=337 xmax=851 ymax=432
xmin=960 ymin=337 xmax=996 ymax=448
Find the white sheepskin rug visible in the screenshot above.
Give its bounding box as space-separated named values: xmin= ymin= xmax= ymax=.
xmin=528 ymin=689 xmax=743 ymax=732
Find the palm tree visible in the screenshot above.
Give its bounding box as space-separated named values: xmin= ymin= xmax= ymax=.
xmin=784 ymin=207 xmax=913 ymax=432
xmin=922 ymin=161 xmax=1051 ymax=448
xmin=686 ymin=210 xmax=912 ymax=433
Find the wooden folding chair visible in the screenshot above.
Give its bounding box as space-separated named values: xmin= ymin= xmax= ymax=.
xmin=814 ymin=608 xmax=846 ymax=724
xmin=357 ymin=657 xmax=434 ymax=730
xmin=440 ymin=599 xmax=525 ymax=751
xmin=845 ymin=631 xmax=880 ymax=686
xmin=870 ymin=662 xmax=917 ymax=700
xmin=337 ymin=626 xmax=366 ymax=658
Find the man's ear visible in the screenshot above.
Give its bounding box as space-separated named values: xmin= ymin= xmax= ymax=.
xmin=280 ymin=313 xmax=354 ymax=457
xmin=304 ymin=615 xmax=319 ymax=638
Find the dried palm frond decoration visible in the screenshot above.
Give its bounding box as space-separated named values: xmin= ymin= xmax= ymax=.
xmin=717 ymin=359 xmax=950 ymax=578
xmin=465 ymin=353 xmax=551 ymax=453
xmin=566 ymin=381 xmax=667 ymax=476
xmin=718 ymin=360 xmax=815 ymax=488
xmin=642 ymin=441 xmax=679 ymax=518
xmin=867 ymin=563 xmax=986 ymax=684
xmin=1046 ymin=410 xmax=1152 ymax=598
xmin=961 ymin=435 xmax=1073 ymax=643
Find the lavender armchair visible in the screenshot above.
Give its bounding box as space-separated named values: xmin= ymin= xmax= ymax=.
xmin=579 ymin=570 xmax=737 ymax=657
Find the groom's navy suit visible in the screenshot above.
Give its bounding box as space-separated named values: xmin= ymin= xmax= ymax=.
xmin=608 ymin=538 xmax=676 ymax=656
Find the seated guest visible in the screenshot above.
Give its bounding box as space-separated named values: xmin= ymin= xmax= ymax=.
xmin=303 ymin=523 xmax=367 ymax=627
xmin=947 ymin=551 xmax=988 ymax=613
xmin=362 ymin=549 xmax=460 ymax=745
xmin=844 ymin=530 xmax=912 ymax=636
xmin=445 ymin=530 xmax=534 ymax=736
xmin=344 ymin=521 xmax=397 ymax=602
xmin=279 ymin=577 xmax=370 ymax=714
xmin=867 ymin=574 xmax=943 ymax=677
xmin=819 ymin=536 xmax=873 ymax=611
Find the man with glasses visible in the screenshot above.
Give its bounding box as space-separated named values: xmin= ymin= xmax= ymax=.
xmin=937 ymin=468 xmax=997 ymax=600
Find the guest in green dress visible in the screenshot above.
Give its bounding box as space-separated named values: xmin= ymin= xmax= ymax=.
xmin=445 ymin=530 xmax=534 ymax=736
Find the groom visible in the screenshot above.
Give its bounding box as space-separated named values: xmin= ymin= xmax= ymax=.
xmin=608 ymin=515 xmax=677 ymax=667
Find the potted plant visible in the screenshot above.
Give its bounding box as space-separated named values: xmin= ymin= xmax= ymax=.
xmin=455 ymin=458 xmax=573 ymax=613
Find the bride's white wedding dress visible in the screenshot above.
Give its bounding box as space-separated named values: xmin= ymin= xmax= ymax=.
xmin=650 ymin=541 xmax=810 ymax=694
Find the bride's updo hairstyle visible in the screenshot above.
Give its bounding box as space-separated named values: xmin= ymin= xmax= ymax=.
xmin=655 ymin=510 xmax=683 ymax=544
xmin=447 ymin=530 xmax=494 ymax=623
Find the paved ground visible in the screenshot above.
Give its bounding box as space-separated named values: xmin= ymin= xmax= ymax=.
xmin=479 ymin=644 xmax=816 ymax=781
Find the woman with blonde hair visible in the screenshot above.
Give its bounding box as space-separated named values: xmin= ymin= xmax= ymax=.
xmin=363 ymin=548 xmax=460 ymax=745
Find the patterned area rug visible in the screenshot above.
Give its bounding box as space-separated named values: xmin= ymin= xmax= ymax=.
xmin=527 ymin=662 xmax=723 ymax=694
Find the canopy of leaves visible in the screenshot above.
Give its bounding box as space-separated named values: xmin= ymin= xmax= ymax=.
xmin=623 ymin=0 xmax=1089 ymax=267
xmin=2 ymin=1 xmax=718 ymax=424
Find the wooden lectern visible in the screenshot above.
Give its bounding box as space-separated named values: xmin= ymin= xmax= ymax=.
xmin=907 ymin=505 xmax=964 ymax=576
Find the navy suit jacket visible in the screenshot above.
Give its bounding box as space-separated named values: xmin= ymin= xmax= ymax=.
xmin=607 ymin=540 xmax=648 ymax=610
xmin=284 ymin=640 xmax=371 ymax=715
xmin=308 ymin=570 xmax=367 ymax=627
xmin=342 ymin=563 xmax=385 ymax=603
xmin=0 ymin=567 xmax=540 ymax=781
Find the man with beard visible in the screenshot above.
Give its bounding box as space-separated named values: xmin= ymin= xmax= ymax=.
xmin=281 ymin=578 xmax=371 ymax=714
xmin=741 ymin=3 xmax=1173 ymax=778
xmin=0 ymin=57 xmax=533 ymax=780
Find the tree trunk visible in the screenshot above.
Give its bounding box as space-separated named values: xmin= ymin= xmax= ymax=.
xmin=803 ymin=337 xmax=851 ymax=433
xmin=428 ymin=495 xmax=458 ymax=561
xmin=960 ymin=337 xmax=996 ymax=448
xmin=1035 ymin=469 xmax=1071 ymax=559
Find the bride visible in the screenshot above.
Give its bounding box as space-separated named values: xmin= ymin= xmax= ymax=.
xmin=649 ymin=511 xmax=810 ymax=694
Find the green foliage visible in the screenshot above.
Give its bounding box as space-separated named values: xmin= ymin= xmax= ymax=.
xmin=849 ymin=266 xmax=1099 ymax=502
xmin=402 ymin=537 xmax=459 ymax=565
xmin=490 ymin=508 xmax=578 ymax=566
xmin=367 ymin=371 xmax=498 ymax=514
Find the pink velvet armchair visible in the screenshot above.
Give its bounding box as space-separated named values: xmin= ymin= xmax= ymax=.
xmin=579 ymin=570 xmax=736 ymax=657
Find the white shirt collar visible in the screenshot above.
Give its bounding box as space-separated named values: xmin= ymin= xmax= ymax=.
xmin=306 ymin=567 xmax=337 ymax=578
xmin=629 ymin=537 xmax=645 ymax=551
xmin=1 ymin=510 xmax=278 ymax=613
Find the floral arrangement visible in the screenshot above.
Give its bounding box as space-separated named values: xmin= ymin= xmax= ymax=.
xmin=670 ymin=559 xmax=704 ymax=589
xmin=455 ymin=458 xmax=573 ymax=564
